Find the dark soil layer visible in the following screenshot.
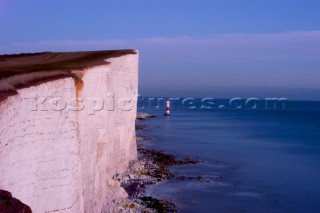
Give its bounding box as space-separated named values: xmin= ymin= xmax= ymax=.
xmin=0 ymin=50 xmax=136 ymax=102
xmin=0 ymin=50 xmax=136 ymax=80
xmin=0 ymin=190 xmax=32 ymax=213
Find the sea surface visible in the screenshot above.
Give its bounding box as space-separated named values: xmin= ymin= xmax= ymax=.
xmin=138 ymin=99 xmax=320 ymax=213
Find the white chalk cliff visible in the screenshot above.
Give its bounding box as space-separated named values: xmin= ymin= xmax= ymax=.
xmin=0 ymin=51 xmax=139 ymax=212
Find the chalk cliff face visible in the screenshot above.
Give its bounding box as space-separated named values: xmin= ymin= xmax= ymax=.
xmin=0 ymin=51 xmax=138 ymax=212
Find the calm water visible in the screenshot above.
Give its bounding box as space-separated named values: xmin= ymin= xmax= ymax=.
xmin=138 ymin=100 xmax=320 ymax=213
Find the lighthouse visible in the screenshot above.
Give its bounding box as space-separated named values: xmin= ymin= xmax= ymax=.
xmin=164 ymin=100 xmax=171 ymax=116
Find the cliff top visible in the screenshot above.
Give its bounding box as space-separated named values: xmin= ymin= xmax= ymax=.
xmin=0 ymin=49 xmax=137 ymax=101
xmin=0 ymin=49 xmax=136 ymax=80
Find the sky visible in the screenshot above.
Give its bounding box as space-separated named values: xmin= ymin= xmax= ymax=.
xmin=1 ymin=0 xmax=320 ymax=100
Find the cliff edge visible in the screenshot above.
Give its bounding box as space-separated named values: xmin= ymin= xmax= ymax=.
xmin=0 ymin=50 xmax=139 ymax=212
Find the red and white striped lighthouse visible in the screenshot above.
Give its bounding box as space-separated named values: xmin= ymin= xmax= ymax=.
xmin=164 ymin=100 xmax=171 ymax=116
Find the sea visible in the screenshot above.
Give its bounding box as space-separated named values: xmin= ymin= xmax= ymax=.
xmin=137 ymin=98 xmax=320 ymax=213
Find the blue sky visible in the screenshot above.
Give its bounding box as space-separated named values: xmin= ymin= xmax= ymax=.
xmin=1 ymin=0 xmax=320 ymax=100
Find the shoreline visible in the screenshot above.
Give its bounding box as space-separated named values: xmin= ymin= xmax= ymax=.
xmin=105 ymin=113 xmax=200 ymax=212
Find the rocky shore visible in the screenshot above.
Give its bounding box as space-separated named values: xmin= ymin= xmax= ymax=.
xmin=104 ymin=113 xmax=200 ymax=213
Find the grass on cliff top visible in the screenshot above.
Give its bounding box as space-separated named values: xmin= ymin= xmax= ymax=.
xmin=0 ymin=49 xmax=136 ymax=80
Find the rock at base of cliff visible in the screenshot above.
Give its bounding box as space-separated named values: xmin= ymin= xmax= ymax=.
xmin=136 ymin=113 xmax=156 ymax=120
xmin=0 ymin=190 xmax=32 ymax=213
